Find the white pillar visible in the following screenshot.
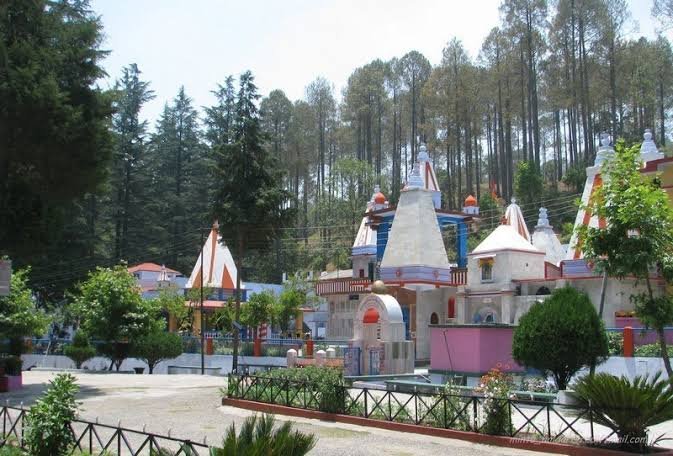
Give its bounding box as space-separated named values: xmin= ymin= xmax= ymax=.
xmin=456 ymin=288 xmax=467 ymax=323
xmin=501 ymin=292 xmax=513 ymax=325
xmin=286 ymin=349 xmax=297 ymax=368
xmin=315 ymin=350 xmax=326 ymax=367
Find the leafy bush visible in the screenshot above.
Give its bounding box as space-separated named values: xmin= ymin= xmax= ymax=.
xmin=232 ymin=366 xmax=345 ymax=413
xmin=633 ymin=343 xmax=670 ymax=357
xmin=268 ymin=366 xmax=344 ymax=413
xmin=25 ymin=373 xmax=79 ymax=456
xmin=441 ymin=383 xmax=472 ymax=430
xmin=0 ymin=268 xmax=49 ymax=354
xmin=573 ymin=372 xmax=673 ymax=452
xmin=130 ymin=328 xmax=182 ymax=374
xmin=72 ymin=265 xmax=160 ymax=370
xmin=64 ymin=331 xmax=96 ymax=369
xmin=0 ymin=446 xmax=25 ymax=455
xmin=512 ymin=287 xmax=608 ymax=390
xmin=210 ymin=414 xmax=316 ymax=456
xmin=607 ymin=332 xmax=624 ymax=356
xmin=0 ymin=355 xmax=22 ymax=376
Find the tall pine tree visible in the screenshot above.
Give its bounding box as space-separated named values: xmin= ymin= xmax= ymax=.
xmin=0 ymin=0 xmax=112 ymax=285
xmin=212 ymin=71 xmax=293 ymax=371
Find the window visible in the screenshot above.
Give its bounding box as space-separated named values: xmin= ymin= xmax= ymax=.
xmin=359 ymin=269 xmax=365 ymax=278
xmin=536 ymin=286 xmax=551 ymax=295
xmin=481 ymin=263 xmax=493 ymax=282
xmin=430 ymin=312 xmax=439 ymax=325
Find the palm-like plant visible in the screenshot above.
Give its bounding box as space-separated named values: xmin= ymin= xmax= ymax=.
xmin=210 ymin=414 xmax=316 ymax=456
xmin=573 ymin=373 xmax=673 ymax=451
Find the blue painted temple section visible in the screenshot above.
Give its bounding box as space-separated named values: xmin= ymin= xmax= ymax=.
xmin=375 ymin=211 xmax=469 ymax=268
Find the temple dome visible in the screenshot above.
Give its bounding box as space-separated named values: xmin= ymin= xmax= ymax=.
xmin=363 ymin=307 xmax=380 ymax=324
xmin=472 ymin=224 xmax=541 ymax=255
xmin=464 ymin=195 xmax=477 ymax=207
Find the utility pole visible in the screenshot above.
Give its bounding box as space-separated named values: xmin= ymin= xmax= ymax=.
xmin=200 ymin=228 xmax=205 ymax=375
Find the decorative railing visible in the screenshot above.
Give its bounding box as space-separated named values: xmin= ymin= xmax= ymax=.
xmin=449 ymin=267 xmax=467 ymax=285
xmin=0 ymin=405 xmax=209 ymax=455
xmin=227 ymin=374 xmax=623 ymax=445
xmin=315 ymin=278 xmax=371 ymax=296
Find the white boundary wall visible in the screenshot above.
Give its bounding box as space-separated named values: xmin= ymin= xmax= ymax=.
xmin=21 ymin=354 xmax=286 ymax=375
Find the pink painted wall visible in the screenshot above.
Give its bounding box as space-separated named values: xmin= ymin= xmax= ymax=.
xmin=430 ymin=326 xmax=523 ymax=375
xmin=6 ymin=375 xmax=22 ymax=391
xmin=614 ymin=317 xmax=673 ymax=346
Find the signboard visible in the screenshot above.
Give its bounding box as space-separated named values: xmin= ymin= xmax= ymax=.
xmin=0 ymin=260 xmax=10 ymax=297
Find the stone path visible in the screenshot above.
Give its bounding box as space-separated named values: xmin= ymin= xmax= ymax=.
xmin=1 ymin=370 xmax=555 ymax=455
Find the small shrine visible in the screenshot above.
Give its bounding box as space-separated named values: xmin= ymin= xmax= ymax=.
xmin=348 ymin=280 xmax=414 ymax=375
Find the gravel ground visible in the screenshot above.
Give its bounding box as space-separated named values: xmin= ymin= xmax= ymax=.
xmin=2 ymin=370 xmax=555 ymax=455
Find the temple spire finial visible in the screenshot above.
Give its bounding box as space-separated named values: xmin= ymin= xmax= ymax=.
xmin=640 ymin=128 xmax=662 ymax=162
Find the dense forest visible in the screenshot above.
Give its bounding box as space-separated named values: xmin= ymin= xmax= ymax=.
xmin=1 ymin=0 xmax=673 ymax=300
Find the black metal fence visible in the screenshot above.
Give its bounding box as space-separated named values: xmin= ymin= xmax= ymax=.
xmin=227 ymin=373 xmax=618 ymax=445
xmin=0 ymin=405 xmax=209 ymax=455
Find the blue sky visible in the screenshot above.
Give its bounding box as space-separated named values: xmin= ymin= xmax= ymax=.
xmin=90 ymin=0 xmax=666 ymax=127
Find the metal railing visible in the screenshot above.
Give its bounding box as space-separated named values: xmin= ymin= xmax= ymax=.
xmin=23 ymin=336 xmax=342 ymax=359
xmin=227 ymin=373 xmax=621 ymax=445
xmin=0 ymin=405 xmax=209 ymax=455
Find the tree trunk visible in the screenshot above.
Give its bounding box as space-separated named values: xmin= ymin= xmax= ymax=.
xmin=519 ymin=43 xmax=528 ymax=163
xmin=232 ymin=230 xmax=244 ymax=373
xmin=644 ymin=276 xmax=673 ymax=377
xmin=659 ymin=78 xmax=666 ymax=146
xmin=609 ymin=42 xmax=618 ymax=139
xmin=590 ymin=270 xmax=609 ymax=376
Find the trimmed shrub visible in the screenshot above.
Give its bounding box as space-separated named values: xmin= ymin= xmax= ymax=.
xmin=512 ymin=287 xmax=608 ymax=390
xmin=0 ymin=356 xmax=22 ymax=376
xmin=130 ymin=329 xmax=182 ymax=374
xmin=64 ymin=331 xmax=96 ymax=369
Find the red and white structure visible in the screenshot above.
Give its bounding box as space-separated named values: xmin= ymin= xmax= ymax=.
xmin=186 ymin=222 xmax=238 ymax=290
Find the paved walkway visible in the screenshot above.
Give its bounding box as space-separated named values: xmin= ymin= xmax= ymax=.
xmin=1 ymin=371 xmax=558 ymax=455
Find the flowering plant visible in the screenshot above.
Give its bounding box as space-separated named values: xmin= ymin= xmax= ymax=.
xmin=477 ymin=367 xmax=513 ymax=435
xmin=519 ymin=376 xmax=554 ymax=393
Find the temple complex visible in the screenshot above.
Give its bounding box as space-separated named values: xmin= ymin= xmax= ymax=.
xmin=319 ymin=131 xmax=671 ymax=374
